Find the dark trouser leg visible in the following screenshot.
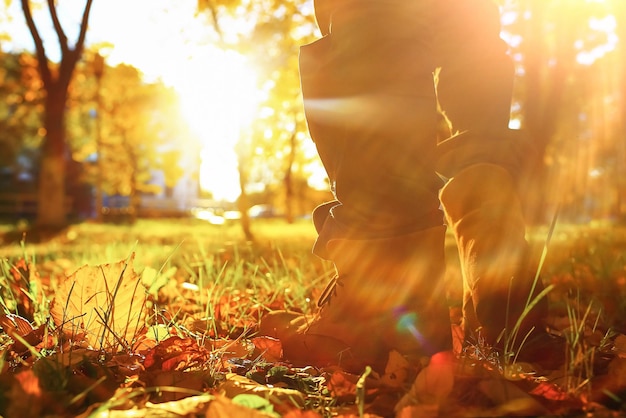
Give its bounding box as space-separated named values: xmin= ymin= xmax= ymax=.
xmin=261 ymin=0 xmax=453 ymax=371
xmin=434 ymin=0 xmax=548 ymax=345
xmin=301 ymin=0 xmax=444 ymax=250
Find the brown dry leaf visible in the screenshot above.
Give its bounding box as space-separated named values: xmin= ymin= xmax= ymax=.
xmin=395 ymin=404 xmax=440 ymax=418
xmin=0 ymin=313 xmax=35 ymax=339
xmin=3 ymin=370 xmax=45 ymax=417
xmin=219 ymin=373 xmax=305 ymax=409
xmin=148 ymin=371 xmax=205 ymax=403
xmin=205 ymin=338 xmax=255 ymax=360
xmin=0 ymin=313 xmax=48 ymax=352
xmin=479 ymin=377 xmax=548 ymax=416
xmin=530 ymin=381 xmax=570 ymax=401
xmin=502 ymin=361 xmax=538 ymax=381
xmin=394 ymin=351 xmax=454 ymax=415
xmin=14 ymin=368 xmax=41 ymax=397
xmin=379 ymin=350 xmax=411 ymax=388
xmin=50 ymin=255 xmax=146 ymax=352
xmin=613 ymin=333 xmax=626 ymax=357
xmin=251 ymin=336 xmax=283 ymax=362
xmin=410 ymin=351 xmax=454 ymax=404
xmin=143 ymin=336 xmax=210 ymax=371
xmin=327 ymin=370 xmax=358 ymax=400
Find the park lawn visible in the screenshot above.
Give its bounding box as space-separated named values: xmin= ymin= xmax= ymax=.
xmin=0 ymin=219 xmax=625 ymax=417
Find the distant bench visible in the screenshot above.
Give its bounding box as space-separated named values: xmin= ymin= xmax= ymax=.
xmin=0 ymin=192 xmax=73 ymax=218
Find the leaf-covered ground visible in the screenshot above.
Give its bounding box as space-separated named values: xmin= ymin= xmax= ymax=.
xmin=1 ymin=219 xmax=626 ymax=417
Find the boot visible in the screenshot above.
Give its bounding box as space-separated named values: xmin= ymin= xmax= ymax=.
xmin=260 ymin=226 xmax=452 ymax=373
xmin=439 ymin=162 xmax=548 ymax=349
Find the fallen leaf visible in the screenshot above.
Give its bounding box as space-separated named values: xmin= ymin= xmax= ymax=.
xmin=613 ymin=334 xmax=626 ymax=357
xmin=205 ymin=338 xmax=255 ymax=360
xmin=327 ymin=370 xmax=358 ymax=400
xmin=143 ymin=336 xmax=209 ymax=371
xmin=607 ymin=356 xmax=626 ymax=386
xmin=232 ymin=394 xmax=279 ymax=416
xmin=411 ymin=351 xmax=455 ymax=404
xmin=148 ymin=370 xmax=205 ymax=403
xmin=3 ymin=370 xmax=45 ymax=417
xmin=502 ymin=361 xmax=537 ymax=381
xmin=251 ymin=336 xmax=283 ymax=362
xmin=0 ymin=313 xmax=45 ymax=352
xmin=219 ymin=373 xmax=305 ymax=409
xmin=379 ymin=350 xmax=410 ymax=388
xmin=479 ymin=378 xmax=548 ymax=416
xmin=530 ymin=381 xmax=570 ymax=401
xmin=144 ymin=394 xmax=213 ymax=415
xmin=591 ymin=357 xmax=626 ymax=405
xmin=396 ymin=404 xmax=439 ymax=418
xmin=0 ymin=313 xmax=34 ymax=337
xmin=282 ymin=410 xmax=323 ymax=418
xmin=394 ymin=351 xmax=454 ymax=414
xmin=207 ymin=393 xmax=278 ymax=418
xmin=50 ymin=255 xmax=146 ymax=352
xmin=14 ymin=368 xmax=41 ymax=397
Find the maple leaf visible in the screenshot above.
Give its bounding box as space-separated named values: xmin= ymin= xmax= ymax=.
xmin=49 ymin=255 xmax=146 ymax=352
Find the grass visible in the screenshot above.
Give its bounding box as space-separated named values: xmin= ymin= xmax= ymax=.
xmin=0 ymin=218 xmax=625 ymax=416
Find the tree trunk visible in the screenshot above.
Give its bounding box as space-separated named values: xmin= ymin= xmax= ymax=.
xmin=237 ymin=162 xmax=254 ymax=241
xmin=21 ymin=0 xmax=94 ymax=229
xmin=283 ymin=131 xmax=297 ymax=224
xmin=36 ymin=86 xmax=67 ymax=228
xmin=616 ymin=3 xmax=626 ymax=221
xmin=518 ymin=0 xmax=568 ymax=224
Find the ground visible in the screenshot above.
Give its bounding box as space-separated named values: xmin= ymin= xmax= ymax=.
xmin=0 ymin=219 xmax=625 ymax=417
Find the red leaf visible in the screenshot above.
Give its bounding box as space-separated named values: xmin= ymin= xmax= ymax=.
xmin=0 ymin=313 xmax=35 ymax=338
xmin=328 ymin=371 xmax=358 ymax=399
xmin=144 ymin=336 xmax=209 ymax=371
xmin=530 ymin=381 xmax=570 ymax=401
xmin=251 ymin=336 xmax=283 ymax=362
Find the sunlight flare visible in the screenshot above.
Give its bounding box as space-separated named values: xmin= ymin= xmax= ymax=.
xmin=175 ymin=50 xmax=263 ymax=201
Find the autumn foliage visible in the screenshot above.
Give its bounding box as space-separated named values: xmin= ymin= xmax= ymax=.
xmin=1 ymin=222 xmax=626 ymax=416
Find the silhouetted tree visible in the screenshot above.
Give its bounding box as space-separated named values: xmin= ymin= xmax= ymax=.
xmin=20 ymin=0 xmax=94 ymax=228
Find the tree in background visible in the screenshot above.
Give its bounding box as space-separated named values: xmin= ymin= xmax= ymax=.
xmin=197 ymin=0 xmax=321 ymax=236
xmin=4 ymin=0 xmax=624 ymax=228
xmin=0 ymin=48 xmax=197 ymax=221
xmin=237 ymin=0 xmax=320 ymax=224
xmin=0 ymin=51 xmax=43 ymax=180
xmin=20 ymin=0 xmax=94 ymax=228
xmin=504 ymin=0 xmax=625 ymax=223
xmin=67 ymin=53 xmax=199 ymax=220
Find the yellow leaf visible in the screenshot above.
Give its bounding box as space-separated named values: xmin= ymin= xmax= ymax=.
xmin=50 ymin=255 xmax=146 ymax=352
xmin=379 ymin=350 xmax=410 ymax=388
xmin=144 ymin=394 xmax=213 ymax=416
xmin=219 ymin=373 xmax=305 ymax=409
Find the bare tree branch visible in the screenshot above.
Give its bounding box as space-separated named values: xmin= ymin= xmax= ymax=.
xmin=47 ymin=0 xmax=69 ymax=56
xmin=58 ymin=0 xmax=94 ymax=88
xmin=75 ymin=0 xmax=94 ymax=57
xmin=20 ymin=0 xmax=51 ymax=86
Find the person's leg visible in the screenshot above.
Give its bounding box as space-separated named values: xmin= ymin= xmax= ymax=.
xmin=434 ymin=0 xmax=549 ymax=348
xmin=261 ymin=0 xmax=452 ymax=373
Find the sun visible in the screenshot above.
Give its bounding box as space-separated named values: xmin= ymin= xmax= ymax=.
xmin=173 ymin=49 xmax=263 ymax=202
xmin=84 ymin=1 xmax=264 ymax=203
